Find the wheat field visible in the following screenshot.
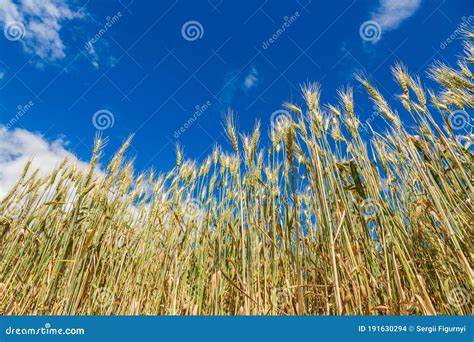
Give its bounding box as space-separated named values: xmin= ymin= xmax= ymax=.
xmin=0 ymin=31 xmax=472 ymax=316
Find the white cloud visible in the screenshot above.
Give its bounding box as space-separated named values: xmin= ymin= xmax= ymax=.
xmin=86 ymin=43 xmax=100 ymax=69
xmin=0 ymin=126 xmax=89 ymax=198
xmin=243 ymin=67 xmax=258 ymax=90
xmin=0 ymin=0 xmax=21 ymax=24
xmin=0 ymin=0 xmax=83 ymax=61
xmin=220 ymin=66 xmax=260 ymax=104
xmin=371 ymin=0 xmax=422 ymax=31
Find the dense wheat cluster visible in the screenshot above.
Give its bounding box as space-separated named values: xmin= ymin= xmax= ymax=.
xmin=0 ymin=32 xmax=472 ymax=316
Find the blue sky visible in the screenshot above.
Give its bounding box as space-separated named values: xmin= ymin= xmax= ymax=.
xmin=0 ymin=0 xmax=472 ymax=193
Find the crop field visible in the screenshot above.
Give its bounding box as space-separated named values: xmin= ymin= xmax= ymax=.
xmin=0 ymin=31 xmax=472 ymax=316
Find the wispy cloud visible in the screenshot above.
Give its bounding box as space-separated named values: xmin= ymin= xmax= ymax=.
xmin=0 ymin=126 xmax=89 ymax=198
xmin=219 ymin=66 xmax=260 ymax=105
xmin=243 ymin=67 xmax=258 ymax=90
xmin=0 ymin=0 xmax=84 ymax=62
xmin=371 ymin=0 xmax=422 ymax=31
xmin=83 ymin=10 xmax=123 ymax=69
